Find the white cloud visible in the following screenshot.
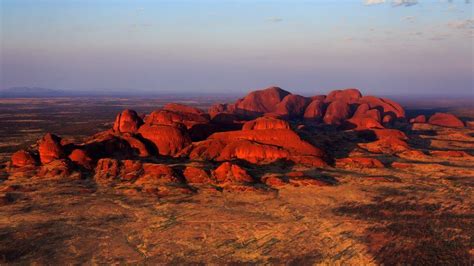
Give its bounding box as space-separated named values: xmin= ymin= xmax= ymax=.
xmin=392 ymin=0 xmax=418 ymax=6
xmin=402 ymin=16 xmax=416 ymax=22
xmin=266 ymin=17 xmax=284 ymax=23
xmin=429 ymin=33 xmax=450 ymax=40
xmin=364 ymin=0 xmax=385 ymax=5
xmin=448 ymin=19 xmax=474 ymax=29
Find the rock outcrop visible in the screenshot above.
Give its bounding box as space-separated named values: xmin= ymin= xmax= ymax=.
xmin=213 ymin=162 xmax=254 ymax=184
xmin=234 ymin=87 xmax=291 ymax=118
xmin=7 ymin=86 xmax=421 ymax=195
xmin=325 ymin=88 xmax=362 ymax=104
xmin=410 ymin=115 xmax=426 ymax=124
xmin=113 ymin=109 xmax=142 ymax=133
xmin=242 ymin=117 xmax=290 ymax=131
xmin=138 ymin=124 xmax=191 ymax=156
xmin=303 ymin=99 xmax=325 ymax=121
xmin=274 ymin=94 xmax=311 ymax=119
xmin=428 ymin=113 xmax=464 ymax=128
xmin=11 ymin=150 xmax=37 ymax=167
xmin=68 ymin=149 xmax=93 ymax=169
xmin=323 ymin=100 xmax=351 ymax=125
xmin=38 ymin=133 xmax=64 ymax=164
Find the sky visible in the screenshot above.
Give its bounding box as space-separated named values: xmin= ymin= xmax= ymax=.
xmin=0 ymin=0 xmax=473 ymax=96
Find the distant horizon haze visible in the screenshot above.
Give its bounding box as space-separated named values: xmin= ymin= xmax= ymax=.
xmin=1 ymin=86 xmax=473 ymax=100
xmin=1 ymin=0 xmax=473 ymax=96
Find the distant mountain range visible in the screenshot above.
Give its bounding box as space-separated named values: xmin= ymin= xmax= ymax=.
xmin=0 ymin=87 xmax=240 ymax=98
xmin=0 ymin=87 xmax=68 ymax=98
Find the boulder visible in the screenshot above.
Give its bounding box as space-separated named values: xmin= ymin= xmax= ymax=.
xmin=179 ymin=139 xmax=227 ymax=161
xmin=212 ymin=162 xmax=254 ymax=184
xmin=303 ymin=99 xmax=325 ymax=121
xmin=113 ymin=109 xmax=142 ymax=133
xmin=345 ymin=105 xmax=383 ymax=130
xmin=120 ymin=160 xmax=143 ymax=181
xmin=428 ymin=113 xmax=464 ymax=128
xmin=37 ymin=159 xmax=72 ymax=179
xmin=274 ymin=94 xmax=311 ymax=119
xmin=242 ymin=117 xmax=290 ymax=131
xmin=217 ymin=139 xmax=291 ymax=164
xmin=11 ymin=150 xmax=37 ymax=167
xmin=83 ymin=133 xmax=135 ymax=159
xmin=120 ymin=135 xmax=150 ymax=157
xmin=38 ymin=133 xmax=64 ymax=164
xmin=234 ymin=86 xmax=291 ymax=117
xmin=68 ymin=149 xmax=93 ymax=169
xmin=138 ymin=124 xmax=191 ymax=156
xmin=209 ymin=129 xmax=324 ymax=157
xmin=94 ymin=158 xmax=120 ymax=182
xmin=145 ymin=109 xmax=209 ymax=129
xmin=323 ymin=100 xmax=351 ymax=125
xmin=410 ymin=115 xmax=426 ymax=124
xmin=358 ymin=96 xmax=405 ymax=119
xmin=345 ymin=116 xmax=383 ymax=130
xmin=310 ymin=95 xmax=326 ymax=102
xmin=208 ymin=103 xmax=236 ymax=120
xmin=325 ymin=88 xmax=362 ymax=104
xmin=262 ymin=175 xmax=288 ymax=187
xmin=183 ymin=166 xmax=215 ymax=184
xmin=353 ymin=104 xmax=381 ymax=121
xmin=163 ymin=103 xmax=206 ymax=115
xmin=139 ymin=163 xmax=180 ymax=183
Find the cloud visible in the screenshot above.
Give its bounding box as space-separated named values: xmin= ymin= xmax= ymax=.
xmin=392 ymin=0 xmax=418 ymax=6
xmin=364 ymin=0 xmax=471 ymax=7
xmin=364 ymin=0 xmax=385 ymax=5
xmin=448 ymin=19 xmax=474 ymax=29
xmin=408 ymin=31 xmax=423 ymax=36
xmin=429 ymin=33 xmax=450 ymax=41
xmin=266 ymin=17 xmax=284 ymax=23
xmin=364 ymin=0 xmax=418 ymax=6
xmin=402 ymin=16 xmax=416 ymax=22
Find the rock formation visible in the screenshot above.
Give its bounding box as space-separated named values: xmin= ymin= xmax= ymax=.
xmin=38 ymin=133 xmax=64 ymax=164
xmin=12 ymin=86 xmax=472 ymax=195
xmin=428 ymin=113 xmax=464 ymax=128
xmin=138 ymin=124 xmax=191 ymax=156
xmin=11 ymin=150 xmax=37 ymax=167
xmin=113 ymin=109 xmax=142 ymax=133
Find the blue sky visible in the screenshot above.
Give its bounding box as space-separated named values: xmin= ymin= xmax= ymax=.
xmin=1 ymin=0 xmax=472 ymax=96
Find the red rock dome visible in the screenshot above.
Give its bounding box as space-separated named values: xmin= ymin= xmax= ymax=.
xmin=113 ymin=109 xmax=142 ymax=133
xmin=11 ymin=150 xmax=37 ymax=167
xmin=428 ymin=113 xmax=464 ymax=128
xmin=38 ymin=133 xmax=64 ymax=164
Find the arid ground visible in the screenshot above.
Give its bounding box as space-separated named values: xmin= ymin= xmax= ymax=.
xmin=0 ymin=96 xmax=473 ymax=264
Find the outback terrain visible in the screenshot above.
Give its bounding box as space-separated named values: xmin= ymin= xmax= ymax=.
xmin=0 ymin=87 xmax=473 ymax=264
